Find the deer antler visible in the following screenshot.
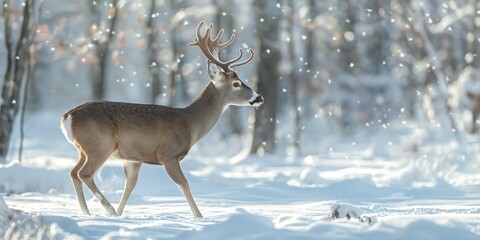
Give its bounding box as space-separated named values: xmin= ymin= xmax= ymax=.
xmin=189 ymin=21 xmax=254 ymax=72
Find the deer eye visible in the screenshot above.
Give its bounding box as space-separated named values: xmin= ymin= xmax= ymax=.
xmin=233 ymin=82 xmax=241 ymax=88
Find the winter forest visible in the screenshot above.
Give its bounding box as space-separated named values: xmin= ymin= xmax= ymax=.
xmin=1 ymin=0 xmax=480 ymax=239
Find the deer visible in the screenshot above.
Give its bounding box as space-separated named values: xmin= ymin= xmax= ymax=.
xmin=60 ymin=21 xmax=263 ymax=218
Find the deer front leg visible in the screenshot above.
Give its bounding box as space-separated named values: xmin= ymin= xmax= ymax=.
xmin=116 ymin=161 xmax=142 ymax=216
xmin=163 ymin=160 xmax=203 ymax=218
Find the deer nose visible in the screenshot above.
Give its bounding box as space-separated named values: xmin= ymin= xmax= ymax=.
xmin=249 ymin=95 xmax=264 ymax=106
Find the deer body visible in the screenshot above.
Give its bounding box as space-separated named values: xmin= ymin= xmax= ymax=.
xmin=66 ymin=82 xmax=224 ymax=165
xmin=66 ymin=102 xmax=191 ymax=165
xmin=62 ymin=21 xmax=263 ymax=218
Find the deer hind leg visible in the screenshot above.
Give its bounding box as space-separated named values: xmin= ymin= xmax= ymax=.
xmin=116 ymin=161 xmax=142 ymax=216
xmin=70 ymin=148 xmax=90 ymax=215
xmin=163 ymin=160 xmax=203 ymax=218
xmin=78 ymin=145 xmax=117 ymax=216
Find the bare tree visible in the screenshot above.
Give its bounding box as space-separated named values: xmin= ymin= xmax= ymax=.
xmin=468 ymin=0 xmax=479 ymax=69
xmin=284 ymin=0 xmax=302 ymax=154
xmin=213 ymin=0 xmax=243 ymax=135
xmin=336 ymin=0 xmax=358 ymax=75
xmin=89 ymin=0 xmax=119 ymax=100
xmin=0 ymin=0 xmax=35 ymax=159
xmin=167 ymin=1 xmax=191 ymax=107
xmin=247 ymin=0 xmax=280 ymax=155
xmin=146 ymin=0 xmax=161 ymax=103
xmin=396 ymin=0 xmax=463 ymax=142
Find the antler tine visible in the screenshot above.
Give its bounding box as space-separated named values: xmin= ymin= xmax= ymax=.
xmin=189 ymin=21 xmax=214 ymax=46
xmin=224 ymin=49 xmax=244 ymax=66
xmin=189 ymin=21 xmax=206 ymax=46
xmin=230 ymin=48 xmax=255 ymax=68
xmin=189 ymin=21 xmax=227 ymax=71
xmin=216 ymin=32 xmax=235 ymax=51
xmin=190 ymin=21 xmax=254 ymax=72
xmin=210 ymin=28 xmax=235 ymax=54
xmin=204 ymin=23 xmax=214 ymax=41
xmin=212 ymin=29 xmax=224 ymax=45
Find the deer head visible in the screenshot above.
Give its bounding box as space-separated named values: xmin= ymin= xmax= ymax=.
xmin=189 ymin=21 xmax=264 ymax=107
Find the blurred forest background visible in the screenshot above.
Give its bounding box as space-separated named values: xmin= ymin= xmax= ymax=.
xmin=1 ymin=0 xmax=480 ymax=160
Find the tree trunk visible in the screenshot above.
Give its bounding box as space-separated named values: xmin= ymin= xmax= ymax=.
xmin=167 ymin=1 xmax=182 ymax=106
xmin=214 ymin=0 xmax=243 ymax=135
xmin=337 ymin=0 xmax=358 ymax=74
xmin=0 ymin=0 xmax=35 ymax=159
xmin=147 ymin=0 xmax=161 ymax=103
xmin=403 ymin=0 xmax=462 ymax=143
xmin=168 ymin=27 xmax=179 ymax=106
xmin=286 ymin=0 xmax=301 ymax=155
xmin=469 ymin=0 xmax=479 ymax=68
xmin=90 ymin=0 xmax=119 ymax=100
xmin=249 ymin=0 xmax=280 ymax=155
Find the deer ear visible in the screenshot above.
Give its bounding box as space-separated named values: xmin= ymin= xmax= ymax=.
xmin=208 ymin=61 xmax=224 ymax=81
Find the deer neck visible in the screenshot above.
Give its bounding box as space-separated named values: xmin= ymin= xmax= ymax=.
xmin=182 ymin=81 xmax=227 ymax=144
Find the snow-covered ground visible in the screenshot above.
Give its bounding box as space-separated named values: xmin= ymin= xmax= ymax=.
xmin=1 ymin=112 xmax=480 ymax=239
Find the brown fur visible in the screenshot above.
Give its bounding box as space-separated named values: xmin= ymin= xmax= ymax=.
xmin=62 ymin=21 xmax=263 ymax=218
xmin=65 ymin=101 xmax=192 ymax=164
xmin=63 ymin=80 xmax=261 ymax=218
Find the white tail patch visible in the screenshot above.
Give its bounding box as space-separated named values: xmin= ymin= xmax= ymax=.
xmin=61 ymin=115 xmax=75 ymax=144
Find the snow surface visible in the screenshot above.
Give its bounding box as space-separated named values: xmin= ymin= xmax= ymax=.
xmin=1 ymin=113 xmax=480 ymax=239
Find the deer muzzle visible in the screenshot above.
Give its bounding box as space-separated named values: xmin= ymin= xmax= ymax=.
xmin=249 ymin=94 xmax=264 ymax=107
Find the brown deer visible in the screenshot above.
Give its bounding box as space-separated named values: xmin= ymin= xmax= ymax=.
xmin=61 ymin=21 xmax=263 ymax=217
